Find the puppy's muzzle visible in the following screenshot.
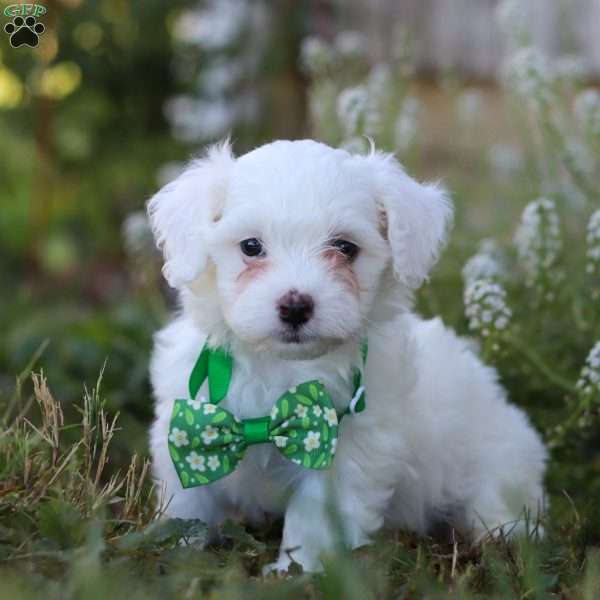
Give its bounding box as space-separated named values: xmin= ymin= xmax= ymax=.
xmin=277 ymin=289 xmax=314 ymax=328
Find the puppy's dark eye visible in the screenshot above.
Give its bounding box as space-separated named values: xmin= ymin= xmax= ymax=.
xmin=240 ymin=238 xmax=265 ymax=257
xmin=331 ymin=239 xmax=359 ymax=260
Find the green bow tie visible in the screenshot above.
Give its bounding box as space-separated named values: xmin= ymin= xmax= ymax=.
xmin=168 ymin=343 xmax=366 ymax=488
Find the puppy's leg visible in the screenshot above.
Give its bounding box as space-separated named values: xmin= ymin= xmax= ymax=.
xmin=263 ymin=474 xmax=332 ymax=574
xmin=461 ymin=477 xmax=546 ymax=542
xmin=455 ymin=415 xmax=547 ymax=542
xmin=263 ymin=471 xmax=385 ymax=574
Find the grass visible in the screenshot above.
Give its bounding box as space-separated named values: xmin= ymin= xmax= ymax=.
xmin=1 ymin=350 xmax=599 ymax=600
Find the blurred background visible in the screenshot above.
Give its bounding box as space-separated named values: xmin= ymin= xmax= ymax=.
xmin=1 ymin=0 xmax=599 ymax=525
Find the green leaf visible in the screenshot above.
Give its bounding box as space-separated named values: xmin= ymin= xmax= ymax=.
xmin=302 ymin=416 xmax=310 ymax=429
xmin=195 ymin=474 xmax=210 ymax=484
xmin=309 ymin=384 xmax=319 ymax=400
xmin=280 ymin=398 xmax=289 ymax=418
xmin=191 ymin=437 xmax=200 ymax=448
xmin=220 ymin=520 xmax=266 ymax=553
xmin=283 ymin=444 xmax=298 ymax=456
xmin=302 ymin=454 xmax=312 ymax=468
xmin=169 ymin=446 xmax=180 ymax=463
xmin=172 ymin=401 xmax=183 ymax=419
xmin=289 ymin=429 xmax=298 ymax=438
xmin=116 ymin=518 xmax=208 ymax=552
xmin=313 ymin=452 xmax=326 ymax=469
xmin=185 ymin=408 xmax=195 ymax=426
xmin=211 ymin=411 xmax=227 ymax=424
xmin=223 ymin=455 xmax=230 ymax=473
xmin=322 ymin=423 xmax=329 ymax=442
xmin=181 ymin=471 xmax=190 ymax=487
xmin=296 ymin=394 xmax=313 ymax=406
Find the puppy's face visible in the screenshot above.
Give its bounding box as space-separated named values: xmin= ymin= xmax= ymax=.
xmin=149 ymin=140 xmax=452 ymax=359
xmin=205 ymin=146 xmax=390 ymax=358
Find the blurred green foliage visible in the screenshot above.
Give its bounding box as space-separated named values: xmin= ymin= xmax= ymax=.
xmin=0 ymin=1 xmax=189 ymax=262
xmin=0 ymin=1 xmax=197 ymax=464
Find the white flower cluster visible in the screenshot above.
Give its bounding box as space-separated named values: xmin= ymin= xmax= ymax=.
xmin=301 ymin=31 xmax=367 ymax=78
xmin=587 ymin=210 xmax=600 ymax=275
xmin=462 ymin=239 xmax=505 ymax=285
xmin=514 ymin=197 xmax=562 ymax=293
xmin=464 ymin=279 xmax=512 ymax=337
xmin=501 ymin=46 xmax=554 ymax=109
xmin=337 ymin=84 xmax=380 ymax=144
xmin=394 ymin=96 xmax=420 ymax=153
xmin=462 ymin=235 xmax=511 ymax=348
xmin=173 ymin=0 xmax=251 ymax=50
xmin=367 ymin=64 xmax=392 ymax=101
xmin=574 ymin=89 xmax=600 ymax=136
xmin=334 ymin=31 xmax=368 ymax=61
xmin=300 ymin=36 xmax=335 ymax=77
xmin=122 ymin=211 xmax=154 ymax=260
xmin=201 ymin=59 xmax=242 ymax=97
xmin=576 ymin=341 xmax=600 ymax=399
xmin=165 ymin=96 xmax=238 ymax=142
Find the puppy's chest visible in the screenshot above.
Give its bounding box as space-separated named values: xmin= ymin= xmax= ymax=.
xmin=209 ymin=365 xmax=354 ymax=420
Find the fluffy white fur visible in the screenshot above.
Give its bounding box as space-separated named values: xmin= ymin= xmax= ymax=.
xmin=147 ymin=139 xmax=547 ymax=573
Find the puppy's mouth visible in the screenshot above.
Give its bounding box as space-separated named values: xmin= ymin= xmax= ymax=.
xmin=270 ymin=326 xmax=347 ymax=360
xmin=278 ymin=328 xmax=314 ymax=345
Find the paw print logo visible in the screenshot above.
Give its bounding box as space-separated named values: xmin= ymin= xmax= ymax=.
xmin=4 ymin=16 xmax=45 ymax=48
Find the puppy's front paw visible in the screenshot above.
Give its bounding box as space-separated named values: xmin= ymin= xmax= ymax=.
xmin=262 ymin=550 xmax=323 ymax=577
xmin=262 ymin=556 xmax=293 ymax=578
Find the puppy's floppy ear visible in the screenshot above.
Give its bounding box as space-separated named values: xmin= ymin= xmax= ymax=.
xmin=147 ymin=140 xmax=235 ymax=288
xmin=363 ymin=151 xmax=453 ymax=288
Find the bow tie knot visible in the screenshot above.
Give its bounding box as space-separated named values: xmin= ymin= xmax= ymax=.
xmin=243 ymin=417 xmax=271 ymax=445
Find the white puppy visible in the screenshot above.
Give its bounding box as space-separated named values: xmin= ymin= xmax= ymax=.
xmin=147 ymin=139 xmax=547 ymax=573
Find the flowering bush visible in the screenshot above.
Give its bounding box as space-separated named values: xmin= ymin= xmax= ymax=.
xmin=464 ymin=279 xmax=512 ymax=356
xmin=300 ymin=30 xmax=419 ymax=156
xmin=303 ymin=15 xmax=599 ymax=496
xmin=514 ymin=197 xmax=563 ymax=302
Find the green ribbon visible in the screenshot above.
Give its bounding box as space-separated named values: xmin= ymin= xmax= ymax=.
xmin=167 ymin=342 xmax=367 ymax=488
xmin=188 ymin=344 xmax=232 ymax=403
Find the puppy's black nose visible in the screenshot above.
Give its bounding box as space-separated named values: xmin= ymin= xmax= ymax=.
xmin=278 ymin=290 xmax=314 ymax=327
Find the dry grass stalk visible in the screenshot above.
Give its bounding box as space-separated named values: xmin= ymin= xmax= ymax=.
xmin=29 ymin=372 xmax=64 ymax=467
xmin=123 ymin=453 xmax=153 ymax=524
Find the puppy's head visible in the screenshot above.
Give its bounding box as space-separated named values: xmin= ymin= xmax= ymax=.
xmin=148 ymin=140 xmax=452 ymax=358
